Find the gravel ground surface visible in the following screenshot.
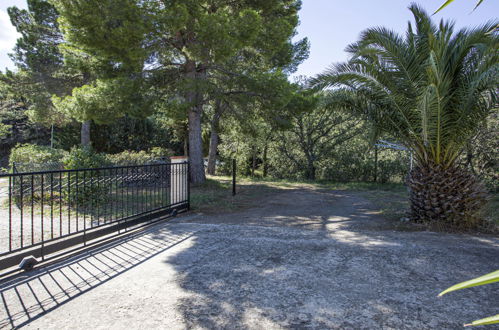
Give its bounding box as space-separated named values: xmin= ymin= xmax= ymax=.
xmin=0 ymin=187 xmax=497 ymax=329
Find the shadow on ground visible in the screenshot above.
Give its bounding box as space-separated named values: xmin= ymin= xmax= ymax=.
xmin=169 ymin=187 xmax=499 ymax=329
xmin=0 ymin=185 xmax=497 ymax=329
xmin=0 ymin=224 xmax=195 ymax=328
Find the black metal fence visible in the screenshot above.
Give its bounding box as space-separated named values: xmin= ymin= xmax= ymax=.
xmin=0 ymin=162 xmax=189 ymax=271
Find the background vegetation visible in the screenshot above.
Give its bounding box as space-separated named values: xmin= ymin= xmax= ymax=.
xmin=0 ymin=1 xmax=496 ymax=231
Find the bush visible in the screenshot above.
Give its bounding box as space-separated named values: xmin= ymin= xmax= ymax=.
xmin=148 ymin=147 xmax=174 ymax=160
xmin=63 ymin=146 xmax=110 ymax=170
xmin=9 ymin=143 xmax=67 ymax=172
xmin=106 ymin=148 xmax=173 ymax=166
xmin=63 ymin=147 xmax=111 ymax=207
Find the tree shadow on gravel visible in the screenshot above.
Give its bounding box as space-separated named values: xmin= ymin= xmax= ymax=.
xmin=0 ymin=222 xmax=195 ymax=329
xmin=166 ymin=186 xmax=499 ymax=329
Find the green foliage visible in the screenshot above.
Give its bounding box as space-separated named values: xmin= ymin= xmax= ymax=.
xmin=62 ymin=147 xmax=111 ymax=206
xmin=275 ymin=90 xmax=364 ymax=180
xmin=106 ymin=148 xmax=173 ymax=166
xmin=460 ymin=112 xmax=499 ymax=192
xmin=9 ymin=143 xmax=67 ymax=168
xmin=310 ymin=4 xmax=497 ymax=228
xmin=51 ymin=0 xmax=305 ymax=69
xmin=50 ymin=0 xmax=307 ymax=183
xmin=311 ymin=5 xmax=498 ymax=169
xmin=63 ymin=147 xmax=109 ymax=170
xmin=52 ymin=78 xmax=152 ymax=124
xmin=439 ymin=270 xmax=499 ymax=326
xmin=6 ymin=0 xmax=77 ymax=127
xmin=0 ymin=123 xmax=11 ymax=139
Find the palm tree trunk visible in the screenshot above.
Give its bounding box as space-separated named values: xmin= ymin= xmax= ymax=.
xmin=407 ymin=162 xmax=487 ymax=229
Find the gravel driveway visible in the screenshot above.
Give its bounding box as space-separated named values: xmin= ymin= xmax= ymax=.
xmin=0 ymin=187 xmax=497 ymax=329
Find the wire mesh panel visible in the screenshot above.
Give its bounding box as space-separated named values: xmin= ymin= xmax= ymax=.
xmin=0 ymin=162 xmax=189 ymax=269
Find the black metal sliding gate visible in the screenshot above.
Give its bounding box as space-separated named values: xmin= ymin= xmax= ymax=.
xmin=0 ymin=162 xmax=189 ymax=272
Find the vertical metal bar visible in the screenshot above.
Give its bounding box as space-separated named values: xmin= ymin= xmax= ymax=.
xmin=162 ymin=164 xmax=166 ymax=207
xmin=20 ymin=175 xmax=24 ymax=248
xmin=31 ymin=174 xmax=34 ymax=245
xmin=113 ymin=167 xmax=116 ymax=221
xmin=59 ymin=172 xmax=62 ymax=237
xmin=41 ymin=174 xmax=44 ymax=243
xmin=133 ymin=167 xmax=136 ymax=216
xmin=68 ymin=171 xmax=71 ymax=234
xmin=180 ymin=163 xmax=186 ymax=204
xmin=151 ymin=165 xmax=153 ymax=210
xmin=232 ymin=159 xmax=236 ymax=196
xmin=75 ymin=170 xmax=79 ymax=232
xmin=138 ymin=166 xmax=140 ymax=214
xmin=8 ymin=176 xmax=12 ymax=251
xmin=97 ymin=169 xmax=100 ymax=226
xmin=126 ymin=167 xmax=129 ymax=218
xmin=144 ymin=166 xmax=148 ymax=213
xmin=141 ymin=166 xmax=144 ymax=213
xmin=83 ymin=170 xmax=86 ymax=245
xmin=102 ymin=169 xmax=106 ymax=223
xmin=109 ymin=168 xmax=112 ymax=222
xmin=41 ymin=174 xmax=45 ymax=260
xmin=165 ymin=164 xmax=168 ymax=207
xmin=174 ymin=164 xmax=177 ymax=205
xmin=168 ymin=163 xmax=171 ymax=207
xmin=108 ymin=168 xmax=111 ymax=222
xmin=50 ymin=173 xmax=54 ymax=240
xmin=153 ymin=165 xmax=156 ymax=210
xmin=90 ymin=170 xmax=93 ymax=228
xmin=179 ymin=163 xmax=182 ymax=204
xmin=149 ymin=165 xmax=156 ymax=211
xmin=121 ymin=167 xmax=124 ymax=220
xmin=187 ymin=162 xmax=190 ymax=210
xmin=184 ymin=163 xmax=187 ymax=204
xmin=159 ymin=164 xmax=162 ymax=207
xmin=147 ymin=165 xmax=150 ymax=212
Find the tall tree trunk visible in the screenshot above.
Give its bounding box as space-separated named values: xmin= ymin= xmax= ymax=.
xmin=185 ymin=60 xmax=206 ymax=184
xmin=207 ymin=129 xmax=219 ymax=175
xmin=81 ymin=120 xmax=91 ymax=147
xmin=306 ymin=156 xmax=316 ymax=180
xmin=262 ymin=144 xmax=268 ymax=177
xmin=207 ymin=108 xmax=222 ymax=176
xmin=183 ymin=136 xmax=188 ymax=157
xmin=251 ymin=146 xmax=257 ymax=177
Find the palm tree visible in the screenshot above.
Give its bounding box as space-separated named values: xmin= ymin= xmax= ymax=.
xmin=311 ymin=4 xmax=498 ymax=229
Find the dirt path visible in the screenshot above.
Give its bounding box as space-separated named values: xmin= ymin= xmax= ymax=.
xmin=0 ymin=186 xmax=497 ymax=329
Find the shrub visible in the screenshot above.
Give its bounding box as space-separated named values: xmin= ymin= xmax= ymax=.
xmin=63 ymin=146 xmax=110 ymax=170
xmin=106 ymin=148 xmax=173 ymax=166
xmin=9 ymin=143 xmax=67 ymax=171
xmin=148 ymin=147 xmax=174 ymax=160
xmin=63 ymin=147 xmax=111 ymax=207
